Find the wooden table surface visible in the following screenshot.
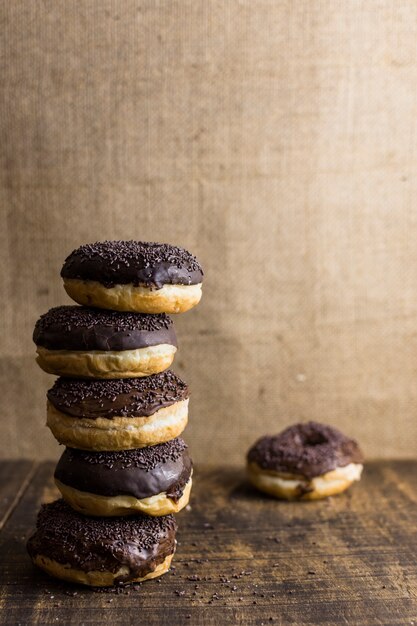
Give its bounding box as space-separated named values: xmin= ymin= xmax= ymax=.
xmin=1 ymin=460 xmax=416 ymax=625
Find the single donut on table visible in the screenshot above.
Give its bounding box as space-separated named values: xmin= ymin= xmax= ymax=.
xmin=46 ymin=371 xmax=189 ymax=450
xmin=54 ymin=438 xmax=193 ymax=517
xmin=247 ymin=422 xmax=364 ymax=501
xmin=33 ymin=306 xmax=177 ymax=378
xmin=27 ymin=499 xmax=177 ymax=587
xmin=61 ymin=240 xmax=203 ymax=314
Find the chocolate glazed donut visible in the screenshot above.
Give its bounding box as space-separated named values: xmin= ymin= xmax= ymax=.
xmin=27 ymin=500 xmax=177 ymax=587
xmin=54 ymin=438 xmax=193 ymax=516
xmin=61 ymin=240 xmax=204 ymax=313
xmin=33 ymin=306 xmax=178 ymax=378
xmin=247 ymin=422 xmax=364 ymax=501
xmin=46 ymin=371 xmax=190 ymax=450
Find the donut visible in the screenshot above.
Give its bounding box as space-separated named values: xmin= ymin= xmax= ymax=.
xmin=33 ymin=306 xmax=177 ymax=378
xmin=54 ymin=438 xmax=193 ymax=516
xmin=61 ymin=240 xmax=203 ymax=314
xmin=27 ymin=499 xmax=177 ymax=587
xmin=247 ymin=422 xmax=364 ymax=500
xmin=46 ymin=371 xmax=189 ymax=450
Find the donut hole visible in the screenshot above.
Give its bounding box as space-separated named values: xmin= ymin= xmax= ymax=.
xmin=302 ymin=432 xmax=328 ymax=447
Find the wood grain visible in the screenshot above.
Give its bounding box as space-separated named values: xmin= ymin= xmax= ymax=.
xmin=0 ymin=461 xmax=35 ymax=531
xmin=0 ymin=460 xmax=416 ymax=625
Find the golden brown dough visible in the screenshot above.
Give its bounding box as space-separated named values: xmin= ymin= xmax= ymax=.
xmin=247 ymin=462 xmax=363 ymax=500
xmin=32 ymin=553 xmax=173 ymax=587
xmin=46 ymin=399 xmax=189 ymax=450
xmin=36 ymin=344 xmax=176 ymax=378
xmin=55 ymin=475 xmax=193 ymax=517
xmin=63 ymin=278 xmax=203 ymax=314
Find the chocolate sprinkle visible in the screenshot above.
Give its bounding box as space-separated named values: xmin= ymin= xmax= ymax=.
xmin=61 ymin=240 xmax=203 ymax=289
xmin=55 ymin=439 xmax=192 ymax=501
xmin=27 ymin=500 xmax=177 ymax=581
xmin=35 ymin=306 xmax=173 ymax=333
xmin=33 ymin=306 xmax=177 ymax=351
xmin=33 ymin=499 xmax=175 ymax=545
xmin=47 ymin=371 xmax=189 ymax=419
xmin=63 ymin=438 xmax=188 ymax=470
xmin=247 ymin=422 xmax=364 ymax=479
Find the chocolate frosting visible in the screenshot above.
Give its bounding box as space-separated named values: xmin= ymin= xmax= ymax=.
xmin=55 ymin=439 xmax=192 ymax=502
xmin=61 ymin=240 xmax=203 ymax=289
xmin=247 ymin=422 xmax=364 ymax=479
xmin=27 ymin=499 xmax=177 ymax=583
xmin=47 ymin=371 xmax=189 ymax=419
xmin=33 ymin=306 xmax=177 ymax=351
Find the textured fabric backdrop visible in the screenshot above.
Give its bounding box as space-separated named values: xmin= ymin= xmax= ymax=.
xmin=1 ymin=1 xmax=417 ymax=463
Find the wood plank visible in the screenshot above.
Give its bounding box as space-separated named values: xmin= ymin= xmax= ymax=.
xmin=0 ymin=460 xmax=416 ymax=625
xmin=0 ymin=460 xmax=36 ymax=531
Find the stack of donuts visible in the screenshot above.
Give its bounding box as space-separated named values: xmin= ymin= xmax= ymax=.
xmin=27 ymin=241 xmax=203 ymax=587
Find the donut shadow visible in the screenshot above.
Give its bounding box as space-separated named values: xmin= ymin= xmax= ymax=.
xmin=229 ymin=479 xmax=292 ymax=504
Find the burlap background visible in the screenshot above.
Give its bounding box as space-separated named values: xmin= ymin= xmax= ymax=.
xmin=1 ymin=1 xmax=416 ymax=464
